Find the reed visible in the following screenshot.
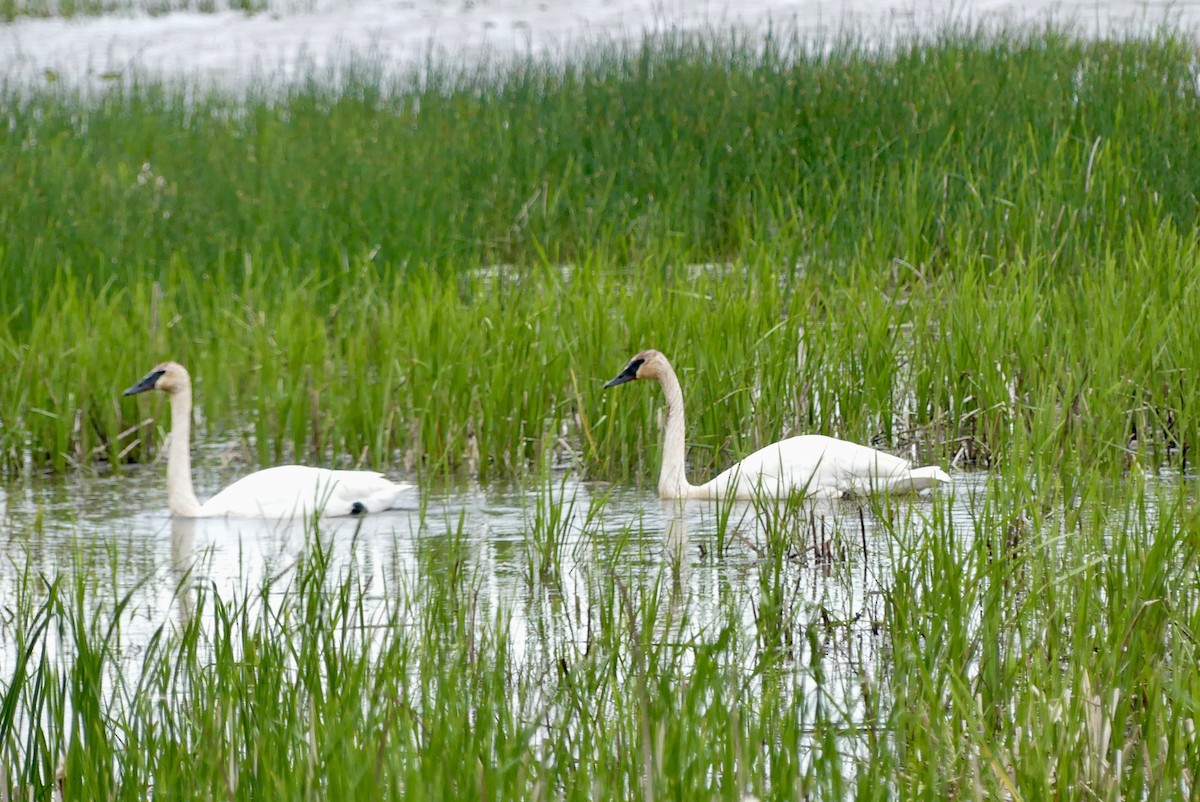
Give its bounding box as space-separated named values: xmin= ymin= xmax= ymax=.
xmin=1 ymin=0 xmax=266 ymax=22
xmin=2 ymin=28 xmax=1200 ymax=489
xmin=0 ymin=471 xmax=1196 ymax=798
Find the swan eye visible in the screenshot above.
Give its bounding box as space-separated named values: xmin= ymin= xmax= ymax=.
xmin=123 ymin=369 xmax=167 ymax=396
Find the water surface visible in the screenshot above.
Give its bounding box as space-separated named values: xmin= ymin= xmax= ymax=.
xmin=1 ymin=462 xmax=989 ymax=702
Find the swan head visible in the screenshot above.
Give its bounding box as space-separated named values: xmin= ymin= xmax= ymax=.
xmin=124 ymin=361 xmax=191 ymax=396
xmin=604 ymin=349 xmax=669 ymax=388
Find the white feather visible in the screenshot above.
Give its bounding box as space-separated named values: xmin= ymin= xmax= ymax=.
xmin=125 ymin=361 xmax=413 ymax=518
xmin=196 ymin=465 xmax=412 ymax=518
xmin=605 ymin=350 xmax=951 ymax=501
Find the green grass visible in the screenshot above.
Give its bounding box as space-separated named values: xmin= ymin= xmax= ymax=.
xmin=6 ymin=241 xmax=1200 ymax=485
xmin=5 ymin=28 xmax=1200 ymax=484
xmin=1 ymin=0 xmax=267 ymax=22
xmin=1 ymin=475 xmax=1197 ymax=799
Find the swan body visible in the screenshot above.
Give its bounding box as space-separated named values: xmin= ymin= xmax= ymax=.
xmin=124 ymin=361 xmax=413 ymax=518
xmin=604 ymin=349 xmax=951 ymax=500
xmin=177 ymin=464 xmax=411 ymax=518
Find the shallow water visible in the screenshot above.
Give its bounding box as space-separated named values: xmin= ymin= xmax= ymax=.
xmin=0 ymin=460 xmax=988 ymax=702
xmin=3 ymin=0 xmax=1198 ymax=92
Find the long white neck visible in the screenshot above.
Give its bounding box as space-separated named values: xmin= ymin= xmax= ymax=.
xmin=655 ymin=362 xmax=696 ymax=499
xmin=166 ymin=387 xmax=203 ymax=517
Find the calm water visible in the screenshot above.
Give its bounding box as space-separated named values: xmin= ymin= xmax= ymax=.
xmin=4 ymin=0 xmax=1200 ymax=92
xmin=0 ymin=460 xmax=989 ymax=697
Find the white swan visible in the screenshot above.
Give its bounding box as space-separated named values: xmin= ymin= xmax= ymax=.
xmin=604 ymin=349 xmax=951 ymax=500
xmin=124 ymin=361 xmax=413 ymax=518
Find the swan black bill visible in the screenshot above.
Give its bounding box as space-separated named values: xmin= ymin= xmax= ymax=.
xmin=603 ymin=359 xmax=643 ymax=388
xmin=124 ymin=369 xmax=166 ymax=396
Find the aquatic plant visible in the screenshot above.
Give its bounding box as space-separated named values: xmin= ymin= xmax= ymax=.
xmin=0 ymin=473 xmax=1196 ymax=798
xmin=2 ymin=28 xmax=1200 ymax=488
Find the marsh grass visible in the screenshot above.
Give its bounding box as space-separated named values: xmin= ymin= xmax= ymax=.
xmin=10 ymin=243 xmax=1200 ymax=489
xmin=5 ymin=28 xmax=1200 ymax=485
xmin=1 ymin=0 xmax=267 ymax=22
xmin=0 ymin=475 xmax=1197 ymax=798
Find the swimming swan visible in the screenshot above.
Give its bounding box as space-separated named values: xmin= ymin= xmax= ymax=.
xmin=124 ymin=361 xmax=413 ymax=518
xmin=604 ymin=349 xmax=951 ymax=500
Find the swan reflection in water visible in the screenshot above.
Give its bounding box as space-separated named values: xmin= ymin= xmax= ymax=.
xmin=169 ymin=517 xmax=196 ymax=629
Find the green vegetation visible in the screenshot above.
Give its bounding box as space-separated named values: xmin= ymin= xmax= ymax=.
xmin=5 ymin=28 xmax=1200 ymax=485
xmin=1 ymin=476 xmax=1197 ymax=799
xmin=1 ymin=0 xmax=265 ymax=23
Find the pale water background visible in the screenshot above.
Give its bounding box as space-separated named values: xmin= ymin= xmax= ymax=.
xmin=3 ymin=0 xmax=1200 ymax=90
